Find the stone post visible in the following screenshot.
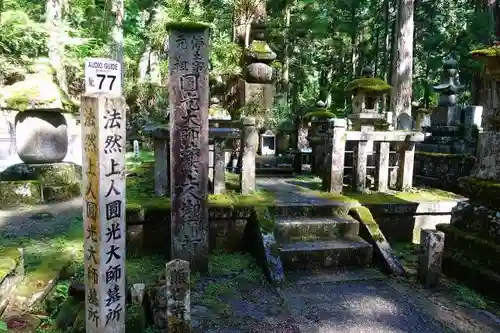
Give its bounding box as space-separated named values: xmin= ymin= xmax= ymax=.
xmin=376 ymin=141 xmax=390 ymax=192
xmin=396 ymin=140 xmax=415 ymax=191
xmin=353 ymin=125 xmax=373 ymax=192
xmin=325 ymin=119 xmax=347 ymax=193
xmin=418 ymin=229 xmax=445 ymax=288
xmin=82 ymin=94 xmax=126 ymax=333
xmin=168 ymin=23 xmax=210 ymax=272
xmin=166 ymin=259 xmax=191 ymax=333
xmin=133 ymin=139 xmax=140 ymax=160
xmin=153 ymin=128 xmax=169 ymax=197
xmin=213 ymin=138 xmax=226 ymax=194
xmin=240 ymin=117 xmax=258 ymax=194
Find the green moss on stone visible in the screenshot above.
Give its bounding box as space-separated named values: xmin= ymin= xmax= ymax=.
xmin=303 ymin=110 xmax=336 ymax=119
xmin=0 ymin=180 xmax=43 ymax=207
xmin=246 ymin=40 xmax=277 ymax=61
xmin=254 ymin=207 xmax=275 ymax=234
xmin=458 ymin=177 xmax=500 ymax=209
xmin=345 ymin=77 xmax=392 ymax=93
xmin=350 ymin=206 xmax=385 ymax=242
xmin=165 ymin=21 xmax=212 ymax=31
xmin=470 ymin=45 xmax=500 ymax=57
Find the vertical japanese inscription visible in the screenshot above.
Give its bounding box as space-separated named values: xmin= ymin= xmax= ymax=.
xmin=168 ymin=26 xmax=210 ymax=272
xmin=82 ymin=94 xmax=126 ymax=333
xmin=166 ymin=259 xmax=191 ymax=333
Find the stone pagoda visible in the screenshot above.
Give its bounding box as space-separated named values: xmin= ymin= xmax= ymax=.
xmin=431 ymin=55 xmax=465 ymax=127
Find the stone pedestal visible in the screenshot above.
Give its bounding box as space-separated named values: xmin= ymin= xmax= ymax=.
xmin=240 ymin=117 xmax=258 ymax=194
xmin=431 ymin=106 xmax=461 ymax=127
xmin=418 ymin=229 xmax=445 ymax=288
xmin=168 ymin=23 xmax=210 ymax=273
xmin=324 ymin=119 xmax=347 ymax=193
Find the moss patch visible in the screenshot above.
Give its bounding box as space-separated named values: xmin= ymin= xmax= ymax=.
xmin=470 ymin=45 xmax=500 ymax=57
xmin=165 ymin=21 xmax=212 ymax=31
xmin=458 ymin=176 xmax=500 ymax=209
xmin=246 ymin=40 xmax=277 ymax=61
xmin=254 ymin=207 xmax=275 ymax=234
xmin=349 ymin=206 xmax=384 ymax=242
xmin=303 ymin=110 xmax=336 ymax=119
xmin=345 ymin=77 xmax=392 ymax=93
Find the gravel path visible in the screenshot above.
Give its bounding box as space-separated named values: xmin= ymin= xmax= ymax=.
xmin=0 ymin=197 xmax=82 ymax=240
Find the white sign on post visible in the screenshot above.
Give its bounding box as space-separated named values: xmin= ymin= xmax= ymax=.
xmin=85 ymin=58 xmax=122 ymax=95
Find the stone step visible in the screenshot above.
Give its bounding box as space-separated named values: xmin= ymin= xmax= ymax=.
xmin=275 ymin=215 xmax=359 ymax=243
xmin=271 ymin=204 xmax=355 ymax=218
xmin=279 ymin=238 xmax=373 ymax=271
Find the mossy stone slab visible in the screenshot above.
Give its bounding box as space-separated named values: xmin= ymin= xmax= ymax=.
xmin=0 ymin=180 xmax=43 ymax=207
xmin=0 ymin=162 xmax=82 ymax=186
xmin=42 ymin=183 xmax=81 ymax=203
xmin=458 ymin=177 xmax=500 ymax=209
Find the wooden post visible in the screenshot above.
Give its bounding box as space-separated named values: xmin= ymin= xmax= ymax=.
xmin=377 ymin=142 xmax=390 ymax=192
xmin=326 ymin=119 xmax=347 ymax=193
xmin=396 ymin=140 xmax=415 ymax=191
xmin=82 ymin=94 xmax=126 ymax=333
xmin=166 ymin=259 xmax=191 ymax=333
xmin=240 ymin=117 xmax=258 ymax=194
xmin=168 ymin=23 xmax=210 ymax=272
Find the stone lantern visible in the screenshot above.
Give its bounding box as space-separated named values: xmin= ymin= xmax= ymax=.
xmin=345 ymin=66 xmax=391 ymax=131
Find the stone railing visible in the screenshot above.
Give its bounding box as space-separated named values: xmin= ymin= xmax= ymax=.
xmin=323 ymin=118 xmax=425 ymax=193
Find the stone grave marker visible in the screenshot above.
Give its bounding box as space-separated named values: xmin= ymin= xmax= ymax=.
xmin=82 ymin=93 xmax=126 ymax=333
xmin=166 ymin=259 xmax=191 ymax=333
xmin=133 ymin=139 xmax=140 ymax=160
xmin=168 ymin=23 xmax=210 ymax=272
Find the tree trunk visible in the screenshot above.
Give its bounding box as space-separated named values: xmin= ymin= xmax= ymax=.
xmin=282 ymin=0 xmax=291 ymax=110
xmin=390 ymin=0 xmax=414 ymax=128
xmin=46 ymin=0 xmax=68 ymax=94
xmin=110 ymin=0 xmax=125 ymax=82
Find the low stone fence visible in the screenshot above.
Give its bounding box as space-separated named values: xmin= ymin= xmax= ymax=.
xmin=413 ymin=152 xmax=476 ymax=192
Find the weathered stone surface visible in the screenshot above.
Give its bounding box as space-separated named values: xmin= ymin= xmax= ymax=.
xmin=324 ymin=118 xmax=347 ymax=193
xmin=147 ymin=278 xmax=168 ymax=329
xmin=166 ymin=259 xmax=191 ymax=333
xmin=245 ymin=63 xmax=273 ymax=83
xmin=414 ymin=152 xmax=475 ymax=191
xmin=279 ymin=238 xmax=373 ymax=271
xmin=350 ymin=207 xmax=405 ymax=276
xmin=0 ymin=180 xmax=43 ymax=207
xmin=42 ymin=183 xmax=80 ymax=203
xmin=15 ymin=110 xmax=68 ymax=163
xmin=169 ymin=25 xmax=210 ymax=272
xmin=274 ymin=216 xmax=359 ymax=243
xmin=153 ymin=136 xmax=169 ymax=196
xmin=240 ymin=117 xmax=258 ymax=194
xmin=0 ymin=162 xmax=81 ymax=185
xmin=418 ymin=229 xmax=444 ymax=288
xmin=472 ymin=132 xmax=500 ymax=180
xmin=213 ymin=138 xmax=225 ymax=194
xmin=448 ymin=200 xmax=500 ymax=242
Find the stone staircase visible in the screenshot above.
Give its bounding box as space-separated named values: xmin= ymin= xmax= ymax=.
xmin=274 ymin=209 xmax=373 ymax=271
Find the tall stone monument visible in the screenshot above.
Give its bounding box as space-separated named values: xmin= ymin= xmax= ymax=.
xmin=167 ymin=22 xmax=210 ymax=272
xmin=431 ymin=56 xmax=465 ymax=127
xmin=82 ymin=94 xmax=127 ymax=333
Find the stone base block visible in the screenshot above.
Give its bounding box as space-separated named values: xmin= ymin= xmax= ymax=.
xmin=42 ymin=183 xmax=81 ymax=203
xmin=472 ymin=131 xmax=500 ymax=180
xmin=0 ymin=162 xmax=82 ymax=186
xmin=448 ymin=200 xmax=500 ymax=243
xmin=0 ymin=180 xmax=43 ymax=207
xmin=418 ymin=229 xmax=444 ymax=288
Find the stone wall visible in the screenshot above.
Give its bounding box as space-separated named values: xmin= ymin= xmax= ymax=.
xmin=413 ymin=152 xmax=475 ymax=191
xmin=126 ymin=206 xmax=252 ymax=256
xmin=0 ymin=110 xmax=81 ymax=171
xmin=437 ymin=200 xmax=500 ymax=301
xmin=365 ymin=199 xmax=463 ymax=243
